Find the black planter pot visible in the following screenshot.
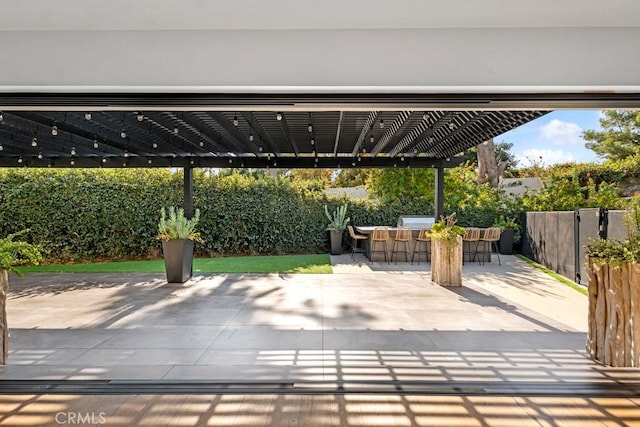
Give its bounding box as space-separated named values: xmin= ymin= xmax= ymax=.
xmin=328 ymin=229 xmax=344 ymax=255
xmin=162 ymin=239 xmax=194 ymax=283
xmin=499 ymin=228 xmax=514 ymax=255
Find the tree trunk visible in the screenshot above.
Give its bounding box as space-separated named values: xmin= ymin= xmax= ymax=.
xmin=0 ymin=270 xmax=8 ymax=364
xmin=477 ymin=139 xmax=500 ymax=186
xmin=431 ymin=236 xmax=463 ymax=286
xmin=586 ymin=259 xmax=640 ymax=367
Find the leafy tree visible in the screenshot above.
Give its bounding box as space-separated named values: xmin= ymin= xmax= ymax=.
xmin=286 ymin=169 xmax=333 ymax=187
xmin=333 ymin=168 xmax=368 ymax=187
xmin=584 ymin=110 xmax=640 ymax=160
xmin=366 ymin=168 xmax=435 ymax=202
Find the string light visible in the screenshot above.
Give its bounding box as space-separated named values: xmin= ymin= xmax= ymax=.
xmin=232 ymin=116 xmax=238 ymax=126
xmin=70 ymin=159 xmax=75 ymax=166
xmin=148 ymin=158 xmax=152 ymax=164
xmin=51 ymin=125 xmax=58 ymax=136
xmin=369 ymin=136 xmax=374 ymax=143
xmin=0 ymin=143 xmax=3 ymax=151
xmin=173 ymin=127 xmax=179 ymax=134
xmin=102 ymin=158 xmax=107 ymax=163
xmin=276 ymin=112 xmax=283 ymax=121
xmin=449 ymin=122 xmax=456 ymax=130
xmin=152 ymin=142 xmax=158 ymax=149
xmin=71 ymin=147 xmax=76 ymax=156
xmin=18 ymin=157 xmax=23 ymax=164
xmin=120 ymin=129 xmax=127 ymax=138
xmin=308 ymin=124 xmax=313 ymax=132
xmin=84 ymin=112 xmax=92 ymax=120
xmin=199 ymin=141 xmax=204 ymax=147
xmin=137 ymin=113 xmax=144 ymax=122
xmin=31 ymin=137 xmax=38 ymax=147
xmin=93 ymin=139 xmax=99 ymax=149
xmin=379 ymin=119 xmax=384 ymax=128
xmin=123 ymin=151 xmax=129 ymax=158
xmin=249 ymin=133 xmax=254 ymax=141
xmin=37 ymin=153 xmax=43 ymax=159
xmin=310 ymin=138 xmax=315 ymax=146
xmin=259 ymin=145 xmax=263 ymax=152
xmin=229 ymin=158 xmax=233 ymax=164
xmin=0 ymin=112 xmax=3 ymax=121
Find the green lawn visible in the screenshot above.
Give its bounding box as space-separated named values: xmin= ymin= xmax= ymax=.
xmin=18 ymin=254 xmax=333 ymax=274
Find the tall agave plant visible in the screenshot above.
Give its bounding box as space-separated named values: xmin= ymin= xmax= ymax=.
xmin=324 ymin=204 xmax=349 ymax=230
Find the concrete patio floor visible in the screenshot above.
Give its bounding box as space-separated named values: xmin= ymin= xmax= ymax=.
xmin=2 ymin=254 xmax=639 ymax=389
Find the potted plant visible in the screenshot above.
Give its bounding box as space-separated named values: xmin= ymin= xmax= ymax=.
xmin=430 ymin=213 xmax=466 ymax=286
xmin=158 ymin=207 xmax=202 ymax=283
xmin=585 ymin=197 xmax=640 ymax=367
xmin=324 ymin=204 xmax=349 ymax=255
xmin=0 ymin=230 xmax=42 ymax=364
xmin=493 ymin=215 xmax=521 ymax=255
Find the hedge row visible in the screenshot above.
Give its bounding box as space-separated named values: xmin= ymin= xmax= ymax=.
xmin=0 ymin=169 xmax=441 ymax=263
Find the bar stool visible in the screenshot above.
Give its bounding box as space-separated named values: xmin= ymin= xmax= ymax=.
xmin=347 ymin=225 xmax=368 ymax=260
xmin=370 ymin=227 xmax=390 ymax=264
xmin=411 ymin=228 xmax=431 ymax=264
xmin=479 ymin=227 xmax=501 ymax=265
xmin=462 ymin=227 xmax=481 ymax=264
xmin=391 ymin=227 xmax=412 ymax=264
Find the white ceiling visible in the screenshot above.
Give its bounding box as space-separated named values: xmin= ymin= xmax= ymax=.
xmin=0 ymin=0 xmax=639 ymax=96
xmin=1 ymin=0 xmax=638 ymax=31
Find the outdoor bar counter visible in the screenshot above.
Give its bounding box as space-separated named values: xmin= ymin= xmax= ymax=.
xmin=354 ymin=225 xmax=492 ymax=263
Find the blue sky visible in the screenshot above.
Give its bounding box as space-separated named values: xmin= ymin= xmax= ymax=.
xmin=498 ymin=110 xmax=603 ymax=167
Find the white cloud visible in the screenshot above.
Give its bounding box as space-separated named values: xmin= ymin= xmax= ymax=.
xmin=539 ymin=119 xmax=584 ymax=146
xmin=516 ymin=148 xmax=575 ymax=167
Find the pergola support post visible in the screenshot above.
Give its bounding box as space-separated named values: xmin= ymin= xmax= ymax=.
xmin=435 ymin=166 xmax=444 ymax=220
xmin=184 ymin=166 xmax=194 ymax=219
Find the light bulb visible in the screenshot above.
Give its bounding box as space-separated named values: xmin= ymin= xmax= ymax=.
xmin=259 ymin=145 xmax=263 ymax=152
xmin=229 ymin=158 xmax=232 ymax=164
xmin=449 ymin=122 xmax=456 ymax=130
xmin=249 ymin=133 xmax=254 ymax=141
xmin=148 ymin=159 xmax=152 ymax=164
xmin=379 ymin=120 xmax=384 ymax=128
xmin=18 ymin=157 xmax=23 ymax=164
xmin=358 ymin=156 xmax=361 ymax=162
xmin=190 ymin=159 xmax=195 ymax=165
xmin=315 ymin=157 xmax=318 ymax=163
xmin=352 ymin=161 xmax=356 ymax=166
xmin=51 ymin=125 xmax=58 ymax=136
xmin=71 ymin=147 xmax=76 ymax=156
xmin=84 ymin=112 xmax=92 ymax=120
xmin=120 ymin=130 xmax=127 ymax=138
xmin=102 ymin=158 xmax=107 ymax=163
xmin=70 ymin=159 xmax=75 ymax=166
xmin=199 ymin=141 xmax=204 ymax=147
xmin=273 ymin=160 xmax=277 ymax=166
xmin=124 ymin=151 xmax=129 ymax=158
xmin=137 ymin=113 xmax=144 ymax=122
xmin=276 ymin=112 xmax=283 ymax=121
xmin=310 ymin=138 xmax=315 ymax=146
xmin=31 ymin=137 xmax=38 ymax=147
xmin=173 ymin=127 xmax=179 ymax=134
xmin=369 ymin=136 xmax=374 ymax=143
xmin=152 ymin=142 xmax=158 ymax=149
xmin=0 ymin=112 xmax=3 ymax=121
xmin=428 ymin=137 xmax=434 ymax=143
xmin=423 ymin=113 xmax=429 ymax=121
xmin=0 ymin=144 xmax=3 ymax=151
xmin=123 ymin=162 xmax=127 ymax=167
xmin=308 ymin=124 xmax=313 ymax=132
xmin=93 ymin=140 xmax=99 ymax=149
xmin=37 ymin=153 xmax=43 ymax=159
xmin=232 ymin=116 xmax=238 ymax=126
